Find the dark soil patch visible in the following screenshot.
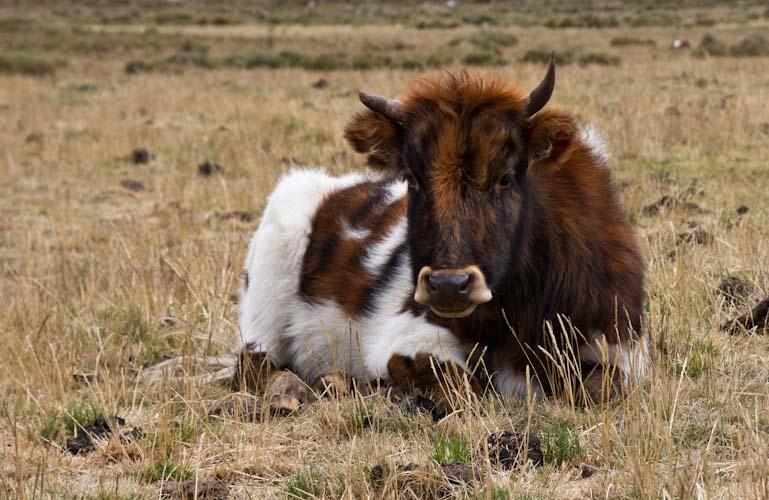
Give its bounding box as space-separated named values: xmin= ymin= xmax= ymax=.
xmin=198 ymin=161 xmax=223 ymax=176
xmin=217 ymin=210 xmax=254 ymax=223
xmin=486 ymin=431 xmax=544 ymax=468
xmin=642 ymin=195 xmax=711 ymax=216
xmin=120 ymin=179 xmax=145 ymax=192
xmin=393 ymin=393 xmax=444 ymax=422
xmin=677 ymin=228 xmax=712 ymax=245
xmin=310 ymin=77 xmax=328 ymax=89
xmin=718 ymin=276 xmax=754 ymax=306
xmin=160 ymin=479 xmax=228 ymax=500
xmin=65 ymin=416 xmax=143 ymax=455
xmin=722 ymin=297 xmax=769 ymax=335
xmin=132 ymin=147 xmax=154 ymax=164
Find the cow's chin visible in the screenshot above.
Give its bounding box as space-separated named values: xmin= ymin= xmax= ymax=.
xmin=429 ymin=304 xmax=478 ymax=318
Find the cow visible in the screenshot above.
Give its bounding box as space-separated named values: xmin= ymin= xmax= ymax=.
xmin=235 ymin=56 xmax=648 ymax=408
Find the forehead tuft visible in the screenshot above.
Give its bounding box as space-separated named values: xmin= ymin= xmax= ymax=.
xmin=403 ymin=70 xmax=527 ymax=122
xmin=400 ymin=70 xmax=527 ymax=187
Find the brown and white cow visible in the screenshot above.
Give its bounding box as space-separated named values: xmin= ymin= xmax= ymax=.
xmin=237 ymin=57 xmax=648 ymax=405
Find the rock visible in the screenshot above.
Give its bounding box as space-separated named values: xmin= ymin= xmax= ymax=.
xmin=198 ymin=161 xmax=223 ymax=176
xmin=120 ymin=179 xmax=145 ymax=192
xmin=722 ymin=297 xmax=769 ymax=335
xmin=486 ymin=431 xmax=544 ymax=468
xmin=160 ymin=479 xmax=228 ymax=500
xmin=580 ymin=464 xmax=599 ymax=478
xmin=131 ymin=148 xmax=153 ymax=164
xmin=310 ymin=77 xmax=328 ymax=89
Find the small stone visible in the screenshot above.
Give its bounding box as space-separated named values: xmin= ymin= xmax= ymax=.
xmin=120 ymin=179 xmax=144 ymax=192
xmin=198 ymin=161 xmax=223 ymax=176
xmin=131 ymin=148 xmax=153 ymax=164
xmin=310 ymin=77 xmax=329 ymax=89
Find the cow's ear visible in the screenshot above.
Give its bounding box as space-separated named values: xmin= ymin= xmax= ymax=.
xmin=525 ymin=109 xmax=579 ymax=167
xmin=344 ymin=110 xmax=404 ymax=174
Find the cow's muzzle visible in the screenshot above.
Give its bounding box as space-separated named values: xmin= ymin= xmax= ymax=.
xmin=414 ymin=265 xmax=493 ymax=318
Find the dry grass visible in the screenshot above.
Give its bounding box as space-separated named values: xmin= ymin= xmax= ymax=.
xmin=1 ymin=2 xmax=769 ymax=499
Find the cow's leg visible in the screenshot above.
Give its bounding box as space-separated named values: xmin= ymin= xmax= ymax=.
xmin=387 ymin=353 xmax=482 ymax=416
xmin=228 ymin=347 xmax=315 ymax=414
xmin=229 ymin=347 xmax=274 ymax=392
xmin=578 ymin=334 xmax=649 ymax=404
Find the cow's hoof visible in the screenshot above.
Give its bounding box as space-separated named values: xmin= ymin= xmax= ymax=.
xmin=269 ymin=394 xmax=301 ymax=415
xmin=314 ymin=373 xmax=350 ymax=397
xmin=266 ymin=370 xmax=315 ymax=405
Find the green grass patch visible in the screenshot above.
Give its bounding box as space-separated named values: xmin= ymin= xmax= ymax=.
xmin=283 ymin=468 xmax=344 ymax=499
xmin=430 ymin=431 xmax=471 ymax=464
xmin=610 ymin=36 xmax=656 ymax=47
xmin=32 ymin=401 xmax=104 ymax=444
xmin=542 ymin=423 xmax=582 ymax=466
xmin=0 ymin=51 xmax=65 ymax=76
xmin=138 ymin=459 xmax=194 ymax=483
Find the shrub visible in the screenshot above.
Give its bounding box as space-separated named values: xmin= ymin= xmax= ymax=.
xmin=578 ymin=52 xmax=621 ymax=66
xmin=522 ymin=47 xmax=575 ymax=65
xmin=729 ymin=35 xmax=769 ymax=57
xmin=462 ymin=51 xmax=506 ymax=66
xmin=542 ymin=423 xmax=582 ymax=465
xmin=0 ymin=52 xmax=62 ymax=76
xmin=694 ymin=34 xmax=728 ymax=57
xmin=610 ymin=36 xmax=656 ymax=47
xmin=465 ymin=31 xmax=518 ymax=50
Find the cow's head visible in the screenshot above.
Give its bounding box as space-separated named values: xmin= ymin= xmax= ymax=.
xmin=345 ymin=55 xmax=578 ymax=318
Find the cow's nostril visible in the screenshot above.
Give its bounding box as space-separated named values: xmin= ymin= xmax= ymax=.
xmin=458 ymin=274 xmax=471 ymax=294
xmin=426 ymin=274 xmax=438 ymax=294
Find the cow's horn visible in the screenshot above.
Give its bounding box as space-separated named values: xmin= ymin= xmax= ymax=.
xmin=526 ymin=52 xmax=556 ymax=117
xmin=359 ymin=91 xmax=403 ymax=122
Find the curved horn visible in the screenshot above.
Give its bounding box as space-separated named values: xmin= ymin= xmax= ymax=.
xmin=526 ymin=52 xmax=556 ymax=117
xmin=359 ymin=91 xmax=403 ymax=122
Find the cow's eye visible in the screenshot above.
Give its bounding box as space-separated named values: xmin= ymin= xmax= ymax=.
xmin=497 ymin=174 xmax=512 ymax=190
xmin=404 ymin=174 xmax=419 ymax=191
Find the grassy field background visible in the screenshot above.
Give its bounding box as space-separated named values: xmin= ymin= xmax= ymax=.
xmin=2 ymin=1 xmax=769 ymax=498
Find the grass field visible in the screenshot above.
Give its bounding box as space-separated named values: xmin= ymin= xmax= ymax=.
xmin=2 ymin=1 xmax=769 ymax=498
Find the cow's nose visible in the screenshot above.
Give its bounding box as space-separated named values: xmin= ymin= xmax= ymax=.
xmin=426 ymin=273 xmax=471 ymax=302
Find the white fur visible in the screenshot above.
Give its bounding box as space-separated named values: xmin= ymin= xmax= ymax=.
xmin=579 ymin=332 xmax=649 ymax=385
xmin=342 ymin=221 xmax=371 ymax=241
xmin=238 ymin=169 xmax=464 ymax=383
xmin=580 ymin=124 xmax=609 ymax=163
xmin=362 ymin=216 xmax=408 ymax=275
xmin=492 ymin=369 xmax=544 ymax=400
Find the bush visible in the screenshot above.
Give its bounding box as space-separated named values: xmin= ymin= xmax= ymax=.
xmin=0 ymin=52 xmax=62 ymax=76
xmin=462 ymin=51 xmax=506 ymax=66
xmin=578 ymin=52 xmax=621 ymax=66
xmin=465 ymin=31 xmax=518 ymax=50
xmin=729 ymin=35 xmax=769 ymax=57
xmin=544 ymin=14 xmax=619 ymax=29
xmin=610 ymin=36 xmax=656 ymax=47
xmin=695 ymin=34 xmax=728 ymax=57
xmin=522 ymin=47 xmax=575 ymax=65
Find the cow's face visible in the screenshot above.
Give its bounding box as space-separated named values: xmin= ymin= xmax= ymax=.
xmin=345 ymin=58 xmax=573 ymax=318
